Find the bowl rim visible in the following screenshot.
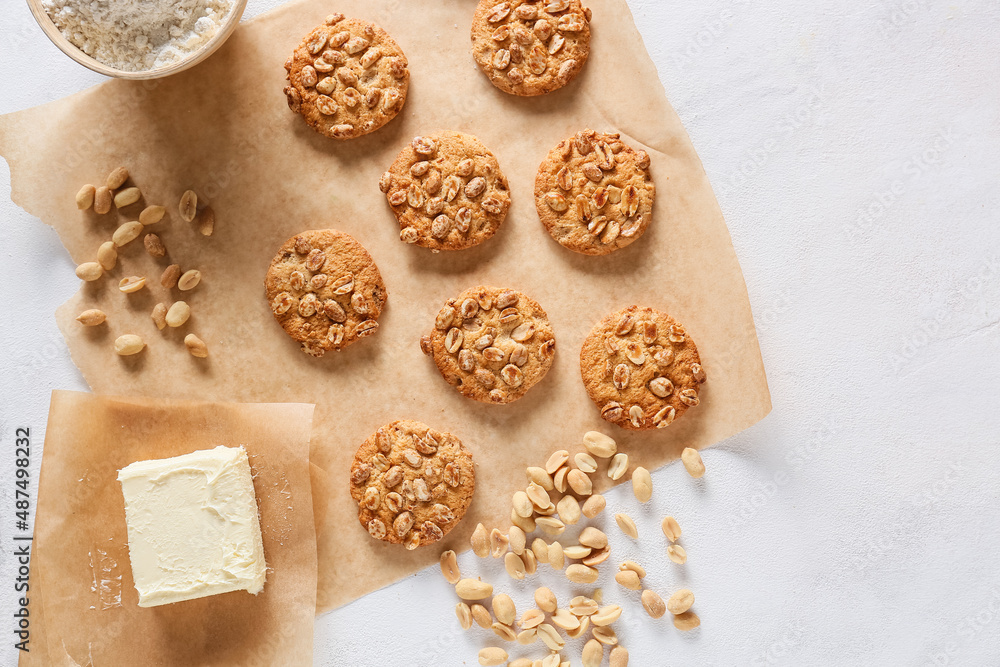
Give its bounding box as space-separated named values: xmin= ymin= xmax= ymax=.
xmin=25 ymin=0 xmax=249 ymax=80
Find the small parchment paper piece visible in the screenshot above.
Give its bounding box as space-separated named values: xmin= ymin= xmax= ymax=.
xmin=19 ymin=391 xmax=317 ymax=666
xmin=0 ymin=0 xmax=770 ymax=613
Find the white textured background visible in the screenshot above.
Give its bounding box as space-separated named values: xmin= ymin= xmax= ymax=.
xmin=2 ymin=1 xmax=999 ymax=665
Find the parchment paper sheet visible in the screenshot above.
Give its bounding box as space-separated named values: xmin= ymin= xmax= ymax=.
xmin=20 ymin=392 xmax=317 ymax=666
xmin=0 ymin=0 xmax=771 ymax=612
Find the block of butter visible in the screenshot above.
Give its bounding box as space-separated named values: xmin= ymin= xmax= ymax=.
xmin=118 ymin=445 xmax=267 ymax=607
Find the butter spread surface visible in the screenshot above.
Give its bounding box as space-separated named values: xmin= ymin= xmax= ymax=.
xmin=118 ymin=445 xmax=266 ymax=607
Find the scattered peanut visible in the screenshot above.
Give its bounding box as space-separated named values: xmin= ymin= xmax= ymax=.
xmin=583 ymin=431 xmax=617 ymax=458
xmin=513 ymin=490 xmax=533 ymax=518
xmin=114 ymin=186 xmax=141 ymax=208
xmin=535 ymin=587 xmax=557 ymax=613
xmin=504 ymin=552 xmax=526 ymax=580
xmin=511 ymin=508 xmax=536 ymax=533
xmin=179 ymin=190 xmax=198 ymax=222
xmin=547 ymin=541 xmax=565 ymax=570
xmin=114 ymin=334 xmax=145 ymax=356
xmin=165 ymin=301 xmax=191 ymax=328
xmin=521 ymin=608 xmax=546 ymax=628
xmin=112 ymin=220 xmax=143 ymax=246
xmin=492 ymin=593 xmax=516 ymax=626
xmin=75 ymin=309 xmax=106 ymax=326
xmin=575 ymin=452 xmax=598 ymax=473
xmin=198 ymin=206 xmax=215 ymax=236
xmin=614 ymin=513 xmax=638 ymax=539
xmin=631 ymin=466 xmax=652 ymax=503
xmin=610 ymin=646 xmax=629 ymax=667
xmin=568 ymin=468 xmax=593 ymax=495
xmin=140 ymin=205 xmax=166 ymax=226
xmin=673 ymin=611 xmax=700 ymax=631
xmin=97 ymin=241 xmax=117 ymax=271
xmin=184 ymin=334 xmax=208 ymax=358
xmin=508 ymin=525 xmax=526 ymax=555
xmin=614 ymin=570 xmax=641 ymax=590
xmin=553 ymin=466 xmax=570 ymax=493
xmin=478 ymin=647 xmax=507 ymax=666
xmin=472 ymin=523 xmax=489 ymax=557
xmin=667 ymin=545 xmax=688 ymax=564
xmin=681 ymin=447 xmax=706 ymax=478
xmin=592 ymin=625 xmax=618 ymax=646
xmin=491 ymin=621 xmax=516 ymax=642
xmin=582 ymin=494 xmax=606 ymax=518
xmin=177 ymin=269 xmax=201 ymax=291
xmin=641 ymin=589 xmax=666 ymax=618
xmin=556 ymin=495 xmax=581 ymax=525
xmin=515 ymin=630 xmax=536 ymax=646
xmin=545 ymin=449 xmax=569 ymax=474
xmin=490 ymin=528 xmax=509 ymax=558
xmin=472 ymin=603 xmax=493 ymax=628
xmin=667 ymin=589 xmax=694 ymax=615
xmin=161 ymin=264 xmax=181 ymax=289
xmin=608 ymin=453 xmax=629 ymax=480
xmin=144 ymin=233 xmax=166 ymax=257
xmin=579 ymin=527 xmax=608 ymax=550
xmin=76 ymin=184 xmax=96 ymax=210
xmin=75 ymin=262 xmax=103 ymax=281
xmin=522 ymin=549 xmax=537 ymax=575
xmin=439 ymin=550 xmax=460 ymax=584
xmin=661 ymin=516 xmax=682 ymax=542
xmin=566 ymin=564 xmax=599 ymax=584
xmin=536 ymin=516 xmax=566 ymax=536
xmin=105 ymin=166 xmax=129 ymax=190
xmin=456 ymin=602 xmax=472 ymax=630
xmin=536 ymin=623 xmax=565 ymax=650
xmin=151 ymin=303 xmax=167 ymax=330
xmin=455 ymin=578 xmax=493 ymax=601
xmin=551 ymin=608 xmax=580 ymax=631
xmin=592 ymin=604 xmax=622 ymax=626
xmin=620 ymin=561 xmax=646 ymax=578
xmin=526 ymin=466 xmax=554 ymax=490
xmin=94 ymin=186 xmax=112 ymax=214
xmin=532 ymin=538 xmax=549 ymax=564
xmin=582 ymin=547 xmax=611 ymax=567
xmin=563 ymin=545 xmax=591 ymax=560
xmin=118 ymin=276 xmax=146 ymax=293
xmin=582 ymin=638 xmax=604 ymax=667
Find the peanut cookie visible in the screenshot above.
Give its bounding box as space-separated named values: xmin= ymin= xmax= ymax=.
xmin=350 ymin=420 xmax=476 ymax=550
xmin=264 ymin=229 xmax=387 ymax=357
xmin=381 ymin=132 xmax=511 ymax=251
xmin=471 ymin=0 xmax=592 ymax=96
xmin=580 ymin=306 xmax=705 ymax=430
xmin=423 ymin=286 xmax=556 ymax=404
xmin=283 ymin=14 xmax=409 ymax=140
xmin=535 ymin=129 xmax=655 ymax=255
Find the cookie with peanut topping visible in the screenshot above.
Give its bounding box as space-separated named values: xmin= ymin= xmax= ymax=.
xmin=264 ymin=229 xmax=386 ymax=357
xmin=381 ymin=132 xmax=511 ymax=251
xmin=536 ymin=129 xmax=655 ymax=255
xmin=283 ymin=14 xmax=409 ymax=139
xmin=580 ymin=306 xmax=705 ymax=430
xmin=423 ymin=286 xmax=556 ymax=404
xmin=471 ymin=0 xmax=592 ymax=96
xmin=350 ymin=420 xmax=476 ymax=549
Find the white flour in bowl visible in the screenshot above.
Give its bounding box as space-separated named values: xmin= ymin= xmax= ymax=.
xmin=43 ymin=0 xmax=235 ymax=72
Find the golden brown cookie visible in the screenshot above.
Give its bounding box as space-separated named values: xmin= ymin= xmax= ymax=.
xmin=264 ymin=229 xmax=386 ymax=357
xmin=471 ymin=0 xmax=592 ymax=97
xmin=580 ymin=306 xmax=706 ymax=430
xmin=380 ymin=132 xmax=511 ymax=251
xmin=535 ymin=129 xmax=655 ymax=255
xmin=283 ymin=14 xmax=409 ymax=140
xmin=349 ymin=420 xmax=476 ymax=550
xmin=422 ymin=286 xmax=556 ymax=404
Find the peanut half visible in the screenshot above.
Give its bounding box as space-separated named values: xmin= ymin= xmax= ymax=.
xmin=631 ymin=466 xmax=652 ymax=503
xmin=76 ymin=184 xmax=96 ymax=210
xmin=661 ymin=516 xmax=682 ymax=542
xmin=75 ymin=309 xmax=106 ymax=326
xmin=184 ymin=334 xmax=208 ymax=358
xmin=673 ymin=611 xmax=700 ymax=631
xmin=582 ymin=494 xmax=606 ymax=518
xmin=681 ymin=447 xmax=706 ymax=478
xmin=583 ymin=431 xmax=617 ymax=458
xmin=614 ymin=513 xmax=638 ymax=539
xmin=610 ymin=646 xmax=630 ymax=667
xmin=114 ymin=334 xmax=145 ymax=356
xmin=641 ymin=590 xmax=666 ymax=619
xmin=455 ymin=578 xmax=493 ymax=600
xmin=179 ymin=190 xmax=198 ymax=222
xmin=667 ymin=589 xmax=694 ymax=615
xmin=75 ymin=262 xmax=103 ymax=281
xmin=439 ymin=550 xmax=460 ymax=584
